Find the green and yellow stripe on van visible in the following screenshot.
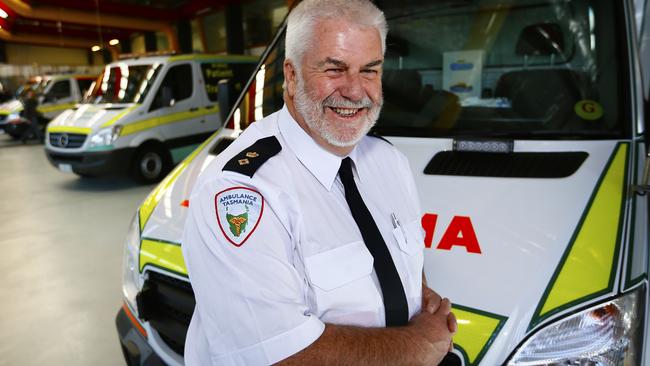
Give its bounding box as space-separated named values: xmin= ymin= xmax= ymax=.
xmin=139 ymin=238 xmax=187 ymax=277
xmin=47 ymin=125 xmax=93 ymax=134
xmin=529 ymin=142 xmax=629 ymax=330
xmin=120 ymin=106 xmax=219 ymax=136
xmin=37 ymin=102 xmax=76 ymax=114
xmin=452 ymin=305 xmax=507 ymax=366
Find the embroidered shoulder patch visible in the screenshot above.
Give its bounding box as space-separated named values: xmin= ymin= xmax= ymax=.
xmin=214 ymin=187 xmax=264 ymax=247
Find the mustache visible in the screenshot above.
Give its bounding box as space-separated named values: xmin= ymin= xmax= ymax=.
xmin=321 ymin=95 xmax=375 ymax=109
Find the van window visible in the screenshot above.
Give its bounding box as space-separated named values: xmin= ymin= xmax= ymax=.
xmin=202 ymin=62 xmax=259 ymax=102
xmin=76 ymin=79 xmax=94 ymax=95
xmin=231 ymin=0 xmax=628 ymax=140
xmin=151 ymin=64 xmax=193 ymax=111
xmin=87 ymin=64 xmax=162 ymax=104
xmin=46 ymin=80 xmax=71 ymax=100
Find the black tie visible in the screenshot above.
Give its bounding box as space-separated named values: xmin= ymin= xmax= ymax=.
xmin=338 ymin=157 xmax=409 ymax=326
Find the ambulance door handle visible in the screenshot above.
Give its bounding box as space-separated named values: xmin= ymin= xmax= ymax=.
xmin=189 ymin=107 xmax=199 ymax=112
xmin=633 ymin=152 xmax=650 ymax=195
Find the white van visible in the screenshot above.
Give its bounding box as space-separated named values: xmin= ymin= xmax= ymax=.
xmin=44 ymin=54 xmax=256 ymax=182
xmin=116 ymin=0 xmax=650 ymax=365
xmin=0 ymin=74 xmax=96 ymax=139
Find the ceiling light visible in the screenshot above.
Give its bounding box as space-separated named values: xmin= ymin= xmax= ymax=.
xmin=91 ymin=45 xmax=101 ymax=52
xmin=0 ymin=9 xmax=8 ymax=19
xmin=109 ymin=39 xmax=119 ymax=46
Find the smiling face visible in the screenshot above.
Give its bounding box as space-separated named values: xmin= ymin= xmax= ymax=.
xmin=284 ymin=18 xmax=384 ymax=156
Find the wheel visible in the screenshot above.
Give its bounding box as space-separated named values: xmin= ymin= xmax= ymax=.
xmin=131 ymin=145 xmax=171 ymax=184
xmin=5 ymin=124 xmax=25 ymax=139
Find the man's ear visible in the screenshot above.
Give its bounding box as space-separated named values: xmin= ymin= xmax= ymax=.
xmin=283 ymin=59 xmax=297 ymax=97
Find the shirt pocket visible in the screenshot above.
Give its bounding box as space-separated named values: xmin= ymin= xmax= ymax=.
xmin=303 ymin=241 xmax=381 ymax=326
xmin=304 ymin=241 xmax=374 ymax=291
xmin=392 ymin=219 xmax=425 ymax=256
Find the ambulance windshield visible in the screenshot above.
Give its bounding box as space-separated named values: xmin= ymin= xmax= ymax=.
xmin=231 ymin=0 xmax=628 ymax=139
xmin=85 ymin=63 xmax=162 ymax=105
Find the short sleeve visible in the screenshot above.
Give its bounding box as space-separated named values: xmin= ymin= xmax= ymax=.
xmin=182 ymin=178 xmax=324 ymax=365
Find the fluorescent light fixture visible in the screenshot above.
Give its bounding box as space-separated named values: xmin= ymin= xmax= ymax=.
xmin=91 ymin=45 xmax=101 ymax=52
xmin=109 ymin=39 xmax=120 ymax=46
xmin=0 ymin=9 xmax=8 ymax=19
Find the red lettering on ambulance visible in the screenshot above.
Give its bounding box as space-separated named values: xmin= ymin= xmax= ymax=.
xmin=421 ymin=213 xmax=438 ymax=248
xmin=436 ymin=216 xmax=481 ymax=253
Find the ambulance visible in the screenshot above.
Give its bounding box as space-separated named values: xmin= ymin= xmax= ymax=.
xmin=116 ymin=0 xmax=650 ymax=364
xmin=0 ymin=74 xmax=96 ymax=139
xmin=44 ymin=54 xmax=256 ymax=182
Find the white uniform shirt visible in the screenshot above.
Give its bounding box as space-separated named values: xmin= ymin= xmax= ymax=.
xmin=182 ymin=106 xmax=425 ymax=365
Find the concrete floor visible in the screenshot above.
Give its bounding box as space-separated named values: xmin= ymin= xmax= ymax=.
xmin=0 ymin=134 xmax=154 ymax=366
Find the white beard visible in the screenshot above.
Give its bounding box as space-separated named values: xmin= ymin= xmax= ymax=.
xmin=293 ymin=74 xmax=383 ymax=148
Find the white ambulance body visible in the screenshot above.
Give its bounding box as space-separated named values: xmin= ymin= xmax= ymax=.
xmin=44 ymin=54 xmax=256 ymax=182
xmin=0 ymin=74 xmax=95 ymax=139
xmin=117 ymin=0 xmax=650 ymax=365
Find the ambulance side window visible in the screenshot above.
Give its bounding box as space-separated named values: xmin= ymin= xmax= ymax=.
xmin=151 ymin=64 xmax=193 ymax=111
xmin=46 ymin=80 xmax=71 ymax=101
xmin=201 ymin=62 xmax=234 ymax=102
xmin=76 ymin=79 xmax=94 ymax=95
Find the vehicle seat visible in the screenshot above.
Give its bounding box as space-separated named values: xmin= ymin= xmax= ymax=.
xmin=494 ymin=23 xmax=594 ymax=126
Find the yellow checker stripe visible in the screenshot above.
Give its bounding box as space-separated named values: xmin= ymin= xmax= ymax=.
xmin=139 ymin=131 xmax=217 ymax=231
xmin=453 ymin=305 xmax=506 ymax=365
xmin=139 ymin=239 xmax=187 ymax=276
xmin=37 ymin=103 xmax=76 ymax=114
xmin=121 ymin=106 xmax=219 ymax=136
xmin=0 ymin=110 xmax=12 ymax=115
xmin=100 ymin=105 xmax=138 ymax=128
xmin=47 ymin=126 xmax=92 ymax=134
xmin=537 ymin=143 xmax=628 ymax=318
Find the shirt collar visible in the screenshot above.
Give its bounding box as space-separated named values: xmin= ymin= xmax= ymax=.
xmin=278 ymin=105 xmax=345 ymax=191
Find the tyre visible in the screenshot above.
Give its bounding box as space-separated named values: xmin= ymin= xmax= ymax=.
xmin=5 ymin=124 xmax=25 ymax=139
xmin=131 ymin=145 xmax=171 ymax=184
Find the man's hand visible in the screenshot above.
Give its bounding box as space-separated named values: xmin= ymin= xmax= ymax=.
xmin=407 ymin=298 xmax=456 ymax=365
xmin=422 ymin=285 xmax=457 ymax=352
xmin=422 ymin=285 xmax=442 ymax=314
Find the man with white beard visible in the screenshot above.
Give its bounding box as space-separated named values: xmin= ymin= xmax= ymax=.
xmin=182 ymin=0 xmax=457 ymax=365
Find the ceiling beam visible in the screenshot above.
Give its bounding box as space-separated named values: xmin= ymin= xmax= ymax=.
xmin=0 ymin=27 xmax=101 ymax=48
xmin=3 ymin=0 xmax=169 ymax=32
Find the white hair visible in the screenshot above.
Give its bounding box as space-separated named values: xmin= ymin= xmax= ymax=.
xmin=285 ymin=0 xmax=387 ymax=70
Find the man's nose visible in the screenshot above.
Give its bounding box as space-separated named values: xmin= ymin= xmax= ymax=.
xmin=339 ymin=72 xmax=365 ymax=101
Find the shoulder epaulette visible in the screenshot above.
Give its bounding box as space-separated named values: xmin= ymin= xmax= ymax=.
xmin=222 ymin=136 xmax=282 ymax=178
xmin=367 ymin=131 xmax=393 ymax=145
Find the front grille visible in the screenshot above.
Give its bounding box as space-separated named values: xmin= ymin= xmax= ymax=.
xmin=48 ymin=153 xmax=83 ymax=163
xmin=137 ymin=271 xmax=195 ymax=356
xmin=49 ymin=132 xmax=87 ymax=148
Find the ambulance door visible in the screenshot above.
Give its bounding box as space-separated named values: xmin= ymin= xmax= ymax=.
xmin=40 ymin=79 xmax=74 ymax=119
xmin=149 ymin=62 xmax=204 ymax=146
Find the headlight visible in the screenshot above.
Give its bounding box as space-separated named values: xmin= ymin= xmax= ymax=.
xmin=87 ymin=125 xmax=122 ymax=149
xmin=122 ymin=213 xmax=143 ymax=315
xmin=508 ymin=285 xmax=645 ymax=365
xmin=7 ymin=113 xmax=20 ymax=121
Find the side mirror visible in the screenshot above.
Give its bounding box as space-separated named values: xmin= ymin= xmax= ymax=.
xmin=160 ymin=86 xmax=175 ymax=107
xmin=218 ymin=79 xmax=234 ymax=123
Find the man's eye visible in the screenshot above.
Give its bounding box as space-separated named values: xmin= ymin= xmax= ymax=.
xmin=326 ymin=68 xmax=343 ymax=74
xmin=362 ymin=69 xmax=379 ymax=76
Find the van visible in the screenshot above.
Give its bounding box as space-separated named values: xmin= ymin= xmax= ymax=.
xmin=116 ymin=0 xmax=650 ymax=365
xmin=0 ymin=74 xmax=96 ymax=139
xmin=44 ymin=54 xmax=257 ymax=182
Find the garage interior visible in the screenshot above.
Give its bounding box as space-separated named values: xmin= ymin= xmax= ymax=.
xmin=0 ymin=1 xmax=289 ymax=365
